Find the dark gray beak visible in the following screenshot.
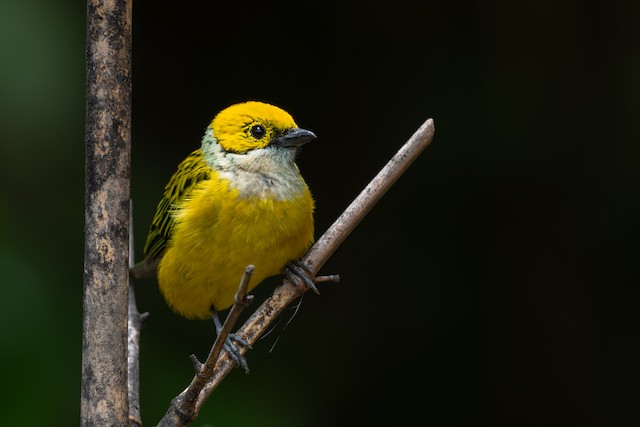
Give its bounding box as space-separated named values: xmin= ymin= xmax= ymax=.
xmin=273 ymin=128 xmax=317 ymax=147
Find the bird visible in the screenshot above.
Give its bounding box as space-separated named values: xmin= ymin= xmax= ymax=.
xmin=131 ymin=101 xmax=320 ymax=370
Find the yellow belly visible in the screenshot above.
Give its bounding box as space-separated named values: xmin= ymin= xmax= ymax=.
xmin=157 ymin=175 xmax=314 ymax=319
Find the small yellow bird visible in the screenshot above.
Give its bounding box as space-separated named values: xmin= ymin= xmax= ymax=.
xmin=132 ymin=101 xmax=319 ymax=368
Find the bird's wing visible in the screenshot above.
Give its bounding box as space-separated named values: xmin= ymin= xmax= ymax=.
xmin=142 ymin=148 xmax=212 ymax=262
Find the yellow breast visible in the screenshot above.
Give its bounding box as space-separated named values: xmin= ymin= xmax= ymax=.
xmin=157 ymin=170 xmax=314 ymax=319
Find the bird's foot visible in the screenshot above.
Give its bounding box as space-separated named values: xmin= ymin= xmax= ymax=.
xmin=213 ymin=311 xmax=252 ymax=374
xmin=223 ymin=333 xmax=252 ymax=374
xmin=284 ymin=261 xmax=340 ymax=295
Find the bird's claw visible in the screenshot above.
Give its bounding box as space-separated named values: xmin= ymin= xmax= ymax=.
xmin=224 ymin=334 xmax=251 ymax=374
xmin=213 ymin=311 xmax=252 ymax=374
xmin=285 ymin=262 xmax=321 ymax=294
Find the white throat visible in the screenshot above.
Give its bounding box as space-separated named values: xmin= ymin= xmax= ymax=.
xmin=201 ymin=128 xmax=307 ymax=200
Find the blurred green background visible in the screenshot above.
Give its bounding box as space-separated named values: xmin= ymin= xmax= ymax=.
xmin=1 ymin=0 xmax=639 ymax=425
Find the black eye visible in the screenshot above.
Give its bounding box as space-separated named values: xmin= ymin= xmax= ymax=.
xmin=250 ymin=124 xmax=266 ymax=139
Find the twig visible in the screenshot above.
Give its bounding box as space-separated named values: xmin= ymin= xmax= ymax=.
xmin=128 ymin=288 xmax=144 ymax=427
xmin=157 ymin=267 xmax=255 ymax=426
xmin=128 ymin=201 xmax=147 ymax=427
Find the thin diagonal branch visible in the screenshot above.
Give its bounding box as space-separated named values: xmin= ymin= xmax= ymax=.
xmin=156 ymin=117 xmax=435 ymax=426
xmin=196 ymin=118 xmax=435 ymax=407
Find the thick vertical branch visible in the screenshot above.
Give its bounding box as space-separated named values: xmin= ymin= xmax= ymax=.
xmin=82 ymin=0 xmax=133 ymax=425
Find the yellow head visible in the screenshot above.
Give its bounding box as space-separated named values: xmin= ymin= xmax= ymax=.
xmin=201 ymin=101 xmax=316 ymax=199
xmin=206 ymin=101 xmax=314 ymax=153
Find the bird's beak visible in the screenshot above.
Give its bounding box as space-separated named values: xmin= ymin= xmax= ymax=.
xmin=273 ymin=128 xmax=317 ymax=147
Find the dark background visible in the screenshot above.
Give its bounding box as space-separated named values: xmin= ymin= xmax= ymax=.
xmin=1 ymin=0 xmax=639 ymax=425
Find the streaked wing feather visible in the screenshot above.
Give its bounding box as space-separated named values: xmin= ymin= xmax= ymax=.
xmin=143 ymin=149 xmax=211 ymax=261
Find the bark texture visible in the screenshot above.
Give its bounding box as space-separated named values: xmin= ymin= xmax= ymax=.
xmin=82 ymin=0 xmax=133 ymax=425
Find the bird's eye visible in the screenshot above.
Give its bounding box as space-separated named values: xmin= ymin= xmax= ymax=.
xmin=250 ymin=125 xmax=266 ymax=139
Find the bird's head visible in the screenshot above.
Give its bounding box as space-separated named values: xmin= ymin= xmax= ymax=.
xmin=200 ymin=101 xmax=317 ymax=196
xmin=202 ymin=101 xmax=316 ymax=158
